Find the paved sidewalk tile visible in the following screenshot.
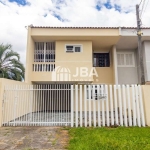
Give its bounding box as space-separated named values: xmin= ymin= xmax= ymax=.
xmin=0 ymin=127 xmax=69 ymax=150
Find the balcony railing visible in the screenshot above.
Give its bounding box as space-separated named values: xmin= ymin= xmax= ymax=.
xmin=33 ymin=63 xmax=55 ymax=72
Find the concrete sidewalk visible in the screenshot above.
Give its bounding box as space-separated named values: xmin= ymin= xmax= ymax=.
xmin=0 ymin=127 xmax=69 ymax=150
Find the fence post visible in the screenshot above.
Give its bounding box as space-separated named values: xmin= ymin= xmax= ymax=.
xmin=80 ymin=85 xmax=82 ymax=127
xmin=84 ymin=85 xmax=87 ymax=127
xmin=138 ymin=85 xmax=145 ymax=127
xmin=71 ymin=85 xmax=74 ymax=127
xmin=135 ymin=85 xmax=141 ymax=127
xmin=97 ymin=85 xmax=101 ymax=127
xmin=75 ymin=85 xmax=78 ymax=127
xmin=93 ymin=85 xmax=96 ymax=127
xmin=88 ymin=85 xmax=91 ymax=127
xmin=109 ymin=85 xmax=114 ymax=125
xmin=105 ymin=85 xmax=109 ymax=126
xmin=131 ymin=85 xmax=137 ymax=126
xmin=127 ymin=85 xmax=132 ymax=126
xmin=122 ymin=85 xmax=127 ymax=126
xmin=101 ymin=85 xmax=105 ymax=126
xmin=118 ymin=85 xmax=123 ymax=126
xmin=114 ymin=85 xmax=118 ymax=125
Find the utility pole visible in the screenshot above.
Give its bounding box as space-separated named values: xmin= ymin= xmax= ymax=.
xmin=136 ymin=4 xmax=145 ymax=85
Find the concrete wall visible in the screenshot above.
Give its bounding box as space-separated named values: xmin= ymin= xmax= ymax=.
xmin=117 ymin=49 xmax=139 ymax=84
xmin=142 ymin=85 xmax=150 ymax=126
xmin=143 ymin=41 xmax=150 ymax=82
xmin=0 ymin=79 xmax=27 ymax=127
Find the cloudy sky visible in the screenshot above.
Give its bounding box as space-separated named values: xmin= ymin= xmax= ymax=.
xmin=0 ymin=0 xmax=150 ymax=65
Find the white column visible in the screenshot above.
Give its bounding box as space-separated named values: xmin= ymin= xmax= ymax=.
xmin=112 ymin=45 xmax=118 ymax=85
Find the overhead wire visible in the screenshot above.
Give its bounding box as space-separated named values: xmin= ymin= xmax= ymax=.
xmin=139 ymin=0 xmax=143 ymax=5
xmin=140 ymin=0 xmax=146 ymax=18
xmin=140 ymin=0 xmax=149 ymax=19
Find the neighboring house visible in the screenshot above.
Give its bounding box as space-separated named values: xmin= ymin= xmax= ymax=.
xmin=25 ymin=26 xmax=150 ymax=85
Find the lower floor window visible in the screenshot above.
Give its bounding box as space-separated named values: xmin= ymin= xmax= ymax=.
xmin=87 ymin=85 xmax=106 ymax=100
xmin=117 ymin=52 xmax=135 ymax=67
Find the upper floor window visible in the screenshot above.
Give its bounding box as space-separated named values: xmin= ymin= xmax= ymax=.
xmin=34 ymin=42 xmax=55 ymax=62
xmin=117 ymin=52 xmax=135 ymax=67
xmin=93 ymin=53 xmax=110 ymax=67
xmin=66 ymin=45 xmax=82 ymax=53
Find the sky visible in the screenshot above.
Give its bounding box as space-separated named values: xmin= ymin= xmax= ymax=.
xmin=0 ymin=0 xmax=150 ymax=65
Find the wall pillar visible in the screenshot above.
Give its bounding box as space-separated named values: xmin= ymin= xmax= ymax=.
xmin=143 ymin=41 xmax=150 ymax=83
xmin=112 ymin=45 xmax=118 ymax=85
xmin=25 ymin=26 xmax=32 ymax=84
xmin=142 ymin=85 xmax=150 ymax=126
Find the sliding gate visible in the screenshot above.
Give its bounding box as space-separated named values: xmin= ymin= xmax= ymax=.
xmin=2 ymin=84 xmax=71 ymax=126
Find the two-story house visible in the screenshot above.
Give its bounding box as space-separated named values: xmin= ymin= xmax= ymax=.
xmin=25 ymin=26 xmax=150 ymax=85
xmin=1 ymin=26 xmax=150 ymax=127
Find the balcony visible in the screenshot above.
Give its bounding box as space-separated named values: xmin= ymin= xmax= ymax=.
xmin=33 ymin=63 xmax=55 ymax=72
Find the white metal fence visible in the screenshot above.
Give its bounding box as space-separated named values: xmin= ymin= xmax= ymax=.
xmin=2 ymin=84 xmax=145 ymax=127
xmin=2 ymin=84 xmax=71 ymax=126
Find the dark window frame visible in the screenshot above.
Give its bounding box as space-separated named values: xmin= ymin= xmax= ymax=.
xmin=93 ymin=53 xmax=110 ymax=67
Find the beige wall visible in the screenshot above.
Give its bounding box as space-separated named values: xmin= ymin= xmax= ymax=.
xmin=93 ymin=68 xmax=113 ymax=84
xmin=30 ymin=41 xmax=93 ymax=82
xmin=93 ymin=48 xmax=114 ymax=84
xmin=25 ymin=26 xmax=34 ymax=84
xmin=25 ymin=27 xmax=120 ymax=84
xmin=142 ymin=85 xmax=150 ymax=126
xmin=55 ymin=41 xmax=93 ymax=82
xmin=0 ymin=79 xmax=27 ymax=127
xmin=31 ymin=28 xmax=119 ymax=36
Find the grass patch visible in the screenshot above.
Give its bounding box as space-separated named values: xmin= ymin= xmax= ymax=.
xmin=68 ymin=127 xmax=150 ymax=150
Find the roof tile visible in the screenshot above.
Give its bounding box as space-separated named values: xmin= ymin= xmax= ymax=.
xmin=30 ymin=26 xmax=150 ymax=29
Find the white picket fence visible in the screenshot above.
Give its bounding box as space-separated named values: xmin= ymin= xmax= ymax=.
xmin=2 ymin=84 xmax=145 ymax=127
xmin=71 ymin=84 xmax=145 ymax=127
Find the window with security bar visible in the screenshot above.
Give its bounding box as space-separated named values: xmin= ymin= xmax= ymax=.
xmin=66 ymin=45 xmax=82 ymax=53
xmin=93 ymin=53 xmax=110 ymax=67
xmin=34 ymin=42 xmax=55 ymax=62
xmin=86 ymin=85 xmax=107 ymax=100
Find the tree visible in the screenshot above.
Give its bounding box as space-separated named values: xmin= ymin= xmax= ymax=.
xmin=0 ymin=44 xmax=25 ymax=81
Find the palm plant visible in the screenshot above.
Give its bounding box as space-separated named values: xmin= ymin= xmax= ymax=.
xmin=0 ymin=44 xmax=25 ymax=81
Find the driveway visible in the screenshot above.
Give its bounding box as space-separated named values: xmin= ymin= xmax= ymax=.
xmin=0 ymin=127 xmax=69 ymax=150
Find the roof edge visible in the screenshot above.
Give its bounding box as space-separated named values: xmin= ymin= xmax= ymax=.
xmin=30 ymin=26 xmax=150 ymax=29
